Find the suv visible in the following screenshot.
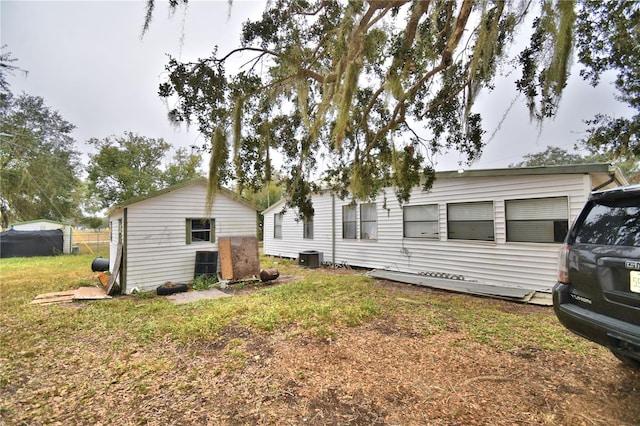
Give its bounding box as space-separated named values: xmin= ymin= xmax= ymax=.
xmin=553 ymin=184 xmax=640 ymax=369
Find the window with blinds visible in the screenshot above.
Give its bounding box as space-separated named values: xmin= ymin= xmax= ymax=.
xmin=342 ymin=205 xmax=357 ymax=239
xmin=506 ymin=197 xmax=569 ymax=243
xmin=403 ymin=204 xmax=439 ymax=238
xmin=447 ymin=202 xmax=495 ymax=241
xmin=360 ymin=203 xmax=377 ymax=240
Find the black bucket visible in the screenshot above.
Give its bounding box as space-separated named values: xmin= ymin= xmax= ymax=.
xmin=91 ymin=257 xmax=110 ymax=272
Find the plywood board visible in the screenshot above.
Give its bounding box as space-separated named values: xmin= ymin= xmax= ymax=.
xmin=218 ymin=236 xmax=260 ymax=281
xmin=31 ymin=294 xmax=75 ymax=305
xmin=73 ymin=286 xmax=112 ymax=300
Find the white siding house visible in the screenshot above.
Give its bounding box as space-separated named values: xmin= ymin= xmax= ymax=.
xmin=263 ymin=164 xmax=627 ymax=294
xmin=108 ymin=179 xmax=257 ymax=294
xmin=10 ymin=220 xmax=73 ymax=254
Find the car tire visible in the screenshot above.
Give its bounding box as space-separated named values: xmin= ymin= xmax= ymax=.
xmin=610 ymin=349 xmax=640 ymax=371
xmin=156 ymin=282 xmax=188 ymax=296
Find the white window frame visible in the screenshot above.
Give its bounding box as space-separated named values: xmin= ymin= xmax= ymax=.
xmin=303 ymin=215 xmax=314 ymax=239
xmin=360 ymin=203 xmax=378 ymax=240
xmin=403 ymin=204 xmax=439 ymax=239
xmin=447 ymin=202 xmax=495 ymax=241
xmin=274 ymin=213 xmax=283 ymax=239
xmin=342 ymin=205 xmax=357 ymax=239
xmin=505 ymin=197 xmax=569 ymax=243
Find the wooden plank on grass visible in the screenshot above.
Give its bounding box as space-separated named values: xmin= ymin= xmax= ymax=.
xmin=31 ymin=295 xmax=75 ymax=305
xmin=33 ymin=290 xmax=76 ymax=300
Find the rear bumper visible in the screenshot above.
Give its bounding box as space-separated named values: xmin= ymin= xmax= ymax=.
xmin=552 ymin=283 xmax=640 ymax=354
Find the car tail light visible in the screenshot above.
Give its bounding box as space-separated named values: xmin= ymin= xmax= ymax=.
xmin=558 ymin=244 xmax=570 ymax=284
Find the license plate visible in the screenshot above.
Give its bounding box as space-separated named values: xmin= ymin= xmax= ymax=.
xmin=632 ymin=271 xmax=640 ymax=293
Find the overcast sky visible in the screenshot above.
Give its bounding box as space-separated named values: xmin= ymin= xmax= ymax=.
xmin=1 ymin=0 xmax=633 ymax=173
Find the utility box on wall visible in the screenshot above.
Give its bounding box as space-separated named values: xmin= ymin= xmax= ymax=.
xmin=298 ymin=250 xmax=323 ymax=268
xmin=194 ymin=251 xmax=218 ymax=279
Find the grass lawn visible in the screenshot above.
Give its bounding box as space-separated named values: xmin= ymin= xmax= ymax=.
xmin=1 ymin=252 xmax=639 ymax=425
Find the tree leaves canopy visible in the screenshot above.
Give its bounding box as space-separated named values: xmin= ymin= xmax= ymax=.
xmin=575 ymin=0 xmax=639 ymax=161
xmin=0 ymin=94 xmax=81 ymax=228
xmin=86 ymin=132 xmax=202 ymax=209
xmin=146 ymin=0 xmax=620 ymax=218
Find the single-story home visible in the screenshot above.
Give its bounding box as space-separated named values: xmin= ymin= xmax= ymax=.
xmin=5 ymin=219 xmax=73 ymax=255
xmin=108 ymin=179 xmax=257 ymax=294
xmin=262 ymin=164 xmax=627 ymax=301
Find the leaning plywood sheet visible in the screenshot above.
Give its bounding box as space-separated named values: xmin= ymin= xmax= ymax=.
xmin=218 ymin=236 xmax=260 ymax=281
xmin=105 ymin=243 xmax=122 ymax=296
xmin=368 ymin=270 xmax=543 ymax=304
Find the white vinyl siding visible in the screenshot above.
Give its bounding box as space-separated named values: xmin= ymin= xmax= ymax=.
xmin=404 ymin=204 xmax=439 ymax=238
xmin=262 ymin=170 xmax=617 ymax=292
xmin=343 ymin=205 xmax=357 ymax=239
xmin=447 ymin=202 xmax=495 ymax=241
xmin=506 ymin=197 xmax=569 ymax=243
xmin=360 ymin=203 xmax=377 ymax=240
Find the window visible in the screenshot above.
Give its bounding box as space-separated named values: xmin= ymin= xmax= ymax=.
xmin=360 ymin=203 xmax=377 ymax=240
xmin=506 ymin=197 xmax=569 ymax=243
xmin=342 ymin=205 xmax=357 ymax=239
xmin=403 ymin=204 xmax=439 ymax=238
xmin=186 ymin=218 xmax=215 ymax=244
xmin=574 ymin=201 xmax=640 ymax=247
xmin=303 ymin=215 xmax=314 ymax=239
xmin=447 ymin=202 xmax=494 ymax=241
xmin=274 ymin=213 xmax=283 ymax=239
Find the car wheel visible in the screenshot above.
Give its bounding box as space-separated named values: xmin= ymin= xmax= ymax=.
xmin=610 ymin=349 xmax=640 ymax=370
xmin=156 ymin=282 xmax=188 ymax=296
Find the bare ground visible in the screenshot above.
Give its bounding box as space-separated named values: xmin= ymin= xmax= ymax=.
xmin=3 ymin=278 xmax=639 ymax=425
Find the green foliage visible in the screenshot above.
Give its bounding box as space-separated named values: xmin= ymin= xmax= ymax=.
xmin=510 ymin=145 xmax=586 ymax=167
xmin=191 ymin=274 xmax=217 ymax=291
xmin=575 ymin=0 xmax=639 ymax=161
xmin=86 ymin=132 xmax=202 ymax=209
xmin=145 ymin=0 xmax=635 ymax=216
xmin=0 ymin=94 xmax=81 ymax=228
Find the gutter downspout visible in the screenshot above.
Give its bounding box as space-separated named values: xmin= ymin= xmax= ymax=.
xmin=592 ymin=165 xmax=629 ymax=191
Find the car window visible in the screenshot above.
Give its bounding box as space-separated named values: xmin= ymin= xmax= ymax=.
xmin=574 ymin=201 xmax=640 ymax=247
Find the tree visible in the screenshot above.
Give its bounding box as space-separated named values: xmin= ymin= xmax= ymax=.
xmin=575 ymin=1 xmax=639 ymax=162
xmin=0 ymin=45 xmax=26 ymax=108
xmin=145 ymin=0 xmax=628 ymax=218
xmin=509 ymin=146 xmax=586 ymax=167
xmin=510 ymin=146 xmax=639 ymax=183
xmin=86 ymin=132 xmax=202 ymax=209
xmin=0 ymin=94 xmax=81 ymax=228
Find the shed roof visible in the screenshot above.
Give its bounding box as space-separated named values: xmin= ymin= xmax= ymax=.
xmin=10 ymin=219 xmax=69 ymax=228
xmin=107 ymin=178 xmax=257 ymax=216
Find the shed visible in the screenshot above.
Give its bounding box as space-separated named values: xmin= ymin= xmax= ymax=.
xmin=262 ymin=164 xmax=627 ymax=302
xmin=9 ymin=219 xmax=73 ymax=254
xmin=107 ymin=179 xmax=257 ymax=294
